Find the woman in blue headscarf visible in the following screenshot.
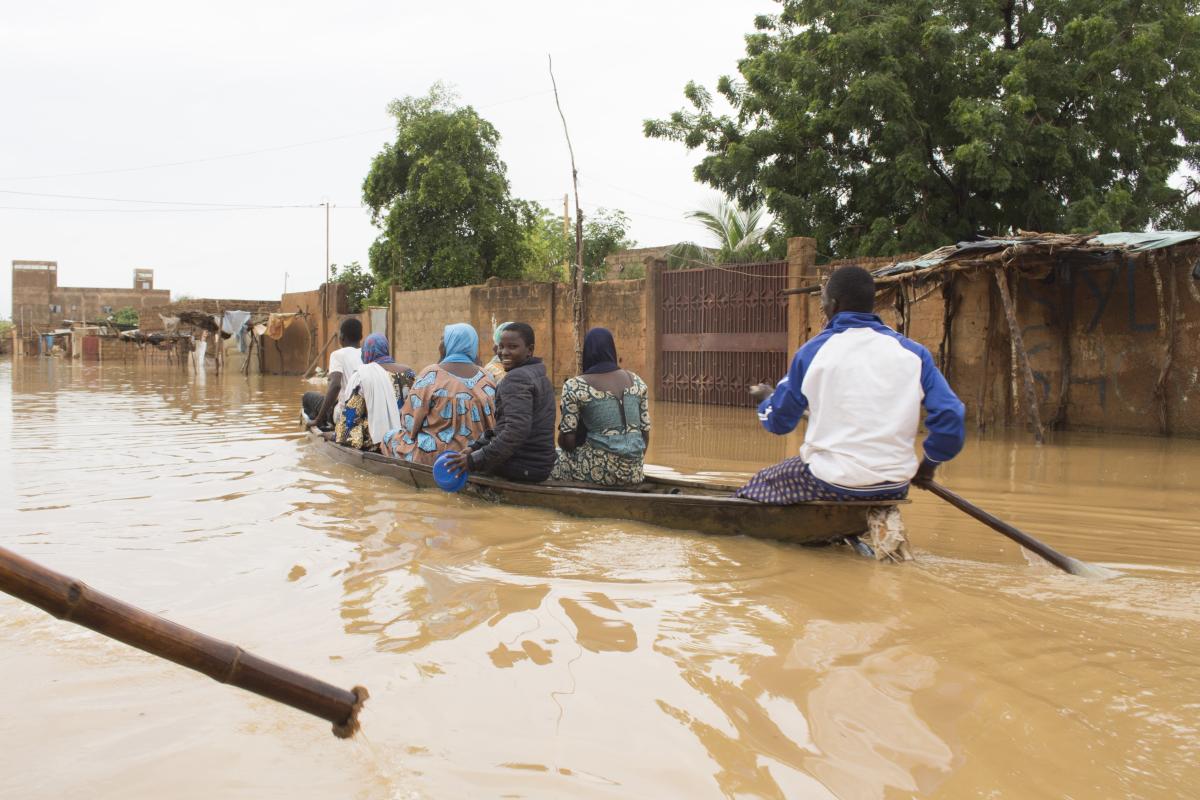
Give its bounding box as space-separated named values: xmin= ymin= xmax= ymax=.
xmin=383 ymin=323 xmax=498 ymax=465
xmin=550 ymin=327 xmax=651 ymax=485
xmin=335 ymin=333 xmax=415 ymax=451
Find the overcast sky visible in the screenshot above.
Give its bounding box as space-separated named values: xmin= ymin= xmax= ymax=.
xmin=0 ymin=1 xmax=777 ymax=315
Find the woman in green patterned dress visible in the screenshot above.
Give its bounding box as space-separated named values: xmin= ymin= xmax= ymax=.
xmin=550 ymin=327 xmax=650 ymax=486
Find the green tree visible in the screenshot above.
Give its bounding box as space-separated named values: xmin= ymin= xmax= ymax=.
xmin=517 ymin=201 xmax=571 ymax=282
xmin=646 ymin=0 xmax=1200 ymax=257
xmin=112 ymin=307 xmax=139 ymax=327
xmin=578 ymin=208 xmax=636 ymax=281
xmin=363 ymin=84 xmax=532 ymax=290
xmin=0 ymin=318 xmax=12 ymax=339
xmin=669 ymin=199 xmax=772 ymax=268
xmin=329 ymin=261 xmax=376 ymax=312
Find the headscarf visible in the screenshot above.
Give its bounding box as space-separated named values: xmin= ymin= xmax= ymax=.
xmin=492 ymin=321 xmax=514 ymax=345
xmin=361 ymin=332 xmax=395 ymax=365
xmin=440 ymin=323 xmax=479 ymax=365
xmin=582 ymin=327 xmax=620 ymax=375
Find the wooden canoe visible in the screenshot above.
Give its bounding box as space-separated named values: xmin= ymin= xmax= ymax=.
xmin=307 ymin=430 xmax=906 ymax=545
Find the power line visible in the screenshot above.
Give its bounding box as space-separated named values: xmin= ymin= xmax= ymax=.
xmin=0 ymin=188 xmax=315 ymax=208
xmin=0 ymin=204 xmax=364 ymax=213
xmin=0 ymin=127 xmax=393 ymax=182
xmin=0 ymin=89 xmax=556 ymax=183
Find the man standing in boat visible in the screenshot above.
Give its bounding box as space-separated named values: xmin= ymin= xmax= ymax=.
xmin=737 ymin=265 xmax=965 ymax=504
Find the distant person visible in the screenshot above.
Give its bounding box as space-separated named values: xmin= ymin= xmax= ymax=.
xmin=737 ymin=265 xmax=965 ymax=503
xmin=335 ymin=333 xmax=415 ymax=451
xmin=482 ymin=321 xmax=513 ymax=384
xmin=382 ymin=323 xmax=496 ymax=465
xmin=443 ymin=322 xmax=555 ymax=483
xmin=302 ymin=318 xmax=363 ymax=430
xmin=551 ymin=327 xmax=650 ymax=486
xmin=194 ymin=330 xmax=208 ymax=373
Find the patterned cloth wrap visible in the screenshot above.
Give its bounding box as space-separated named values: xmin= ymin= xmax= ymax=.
xmin=382 ymin=366 xmax=496 ymax=465
xmin=734 ymin=456 xmax=908 ymax=504
xmin=550 ymin=372 xmax=650 ymax=486
xmin=336 ymin=370 xmax=413 ymax=451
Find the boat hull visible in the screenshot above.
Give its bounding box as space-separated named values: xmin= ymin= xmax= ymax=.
xmin=309 ymin=433 xmax=904 ymax=545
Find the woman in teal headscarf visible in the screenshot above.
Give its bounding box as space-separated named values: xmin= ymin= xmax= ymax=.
xmin=382 ymin=323 xmax=498 ymax=465
xmin=482 ymin=320 xmax=514 ymax=383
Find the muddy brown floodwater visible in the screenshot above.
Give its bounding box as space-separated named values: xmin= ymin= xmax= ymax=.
xmin=2 ymin=357 xmax=1199 ymax=799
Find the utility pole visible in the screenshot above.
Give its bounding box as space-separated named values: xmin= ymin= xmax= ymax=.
xmin=323 ymin=200 xmax=332 ymax=320
xmin=562 ymin=194 xmax=570 ymax=275
xmin=284 ymin=271 xmax=289 ymax=295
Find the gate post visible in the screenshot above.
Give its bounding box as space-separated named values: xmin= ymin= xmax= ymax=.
xmin=786 ymin=237 xmax=817 ymax=349
xmin=644 ymin=257 xmax=665 ymax=401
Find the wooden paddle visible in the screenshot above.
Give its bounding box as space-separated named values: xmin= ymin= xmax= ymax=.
xmin=0 ymin=545 xmax=368 ymax=737
xmin=916 ymin=479 xmax=1110 ymax=579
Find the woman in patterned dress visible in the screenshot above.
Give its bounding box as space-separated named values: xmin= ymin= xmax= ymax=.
xmin=382 ymin=323 xmax=497 ymax=465
xmin=550 ymin=327 xmax=650 ymax=486
xmin=335 ymin=333 xmax=414 ymax=451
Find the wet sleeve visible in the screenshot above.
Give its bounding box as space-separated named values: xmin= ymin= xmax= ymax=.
xmin=918 ymin=348 xmax=966 ymax=463
xmin=757 ymin=349 xmax=810 ymax=435
xmin=471 ymin=374 xmax=533 ymax=471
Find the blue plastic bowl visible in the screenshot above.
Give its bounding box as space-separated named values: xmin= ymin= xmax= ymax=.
xmin=433 ymin=452 xmax=469 ymax=493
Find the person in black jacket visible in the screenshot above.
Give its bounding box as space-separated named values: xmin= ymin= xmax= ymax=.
xmin=443 ymin=322 xmax=556 ymax=482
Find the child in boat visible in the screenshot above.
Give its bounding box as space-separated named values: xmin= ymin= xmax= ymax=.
xmin=736 ymin=265 xmax=966 ymax=504
xmin=443 ymin=322 xmax=556 ymax=483
xmin=550 ymin=327 xmax=650 ymax=486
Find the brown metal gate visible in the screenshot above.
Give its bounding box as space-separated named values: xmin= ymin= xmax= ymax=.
xmin=658 ymin=261 xmax=789 ymax=407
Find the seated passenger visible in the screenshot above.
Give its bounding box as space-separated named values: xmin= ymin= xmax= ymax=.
xmin=335 ymin=333 xmax=415 ymax=451
xmin=550 ymin=327 xmax=650 ymax=486
xmin=382 ymin=323 xmax=496 ymax=465
xmin=736 ymin=265 xmax=966 ymax=504
xmin=443 ymin=322 xmax=555 ymax=483
xmin=302 ymin=317 xmax=363 ymax=430
xmin=481 ymin=321 xmax=513 ymax=384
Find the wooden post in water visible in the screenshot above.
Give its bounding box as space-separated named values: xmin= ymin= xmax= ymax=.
xmin=993 ymin=265 xmax=1045 ymax=443
xmin=0 ymin=545 xmax=368 ymax=738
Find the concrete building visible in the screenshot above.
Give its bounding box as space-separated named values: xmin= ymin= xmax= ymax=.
xmin=11 ymin=260 xmax=171 ymax=334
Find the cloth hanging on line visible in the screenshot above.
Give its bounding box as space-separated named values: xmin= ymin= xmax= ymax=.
xmin=266 ymin=313 xmax=303 ymax=340
xmin=222 ymin=310 xmax=253 ymax=352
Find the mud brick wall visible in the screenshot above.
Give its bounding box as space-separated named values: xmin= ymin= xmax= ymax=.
xmin=390 ymin=278 xmax=650 ymax=388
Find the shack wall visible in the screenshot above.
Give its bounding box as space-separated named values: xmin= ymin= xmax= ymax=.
xmin=800 ymin=249 xmax=1200 ymax=437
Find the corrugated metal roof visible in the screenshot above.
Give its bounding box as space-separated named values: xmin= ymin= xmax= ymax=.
xmin=872 ymin=231 xmax=1200 ymax=278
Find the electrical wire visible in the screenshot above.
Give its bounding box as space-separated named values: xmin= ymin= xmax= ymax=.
xmin=0 ymin=89 xmax=555 ymax=182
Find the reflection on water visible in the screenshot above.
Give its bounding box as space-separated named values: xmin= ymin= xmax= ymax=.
xmin=2 ymin=357 xmax=1199 ymax=799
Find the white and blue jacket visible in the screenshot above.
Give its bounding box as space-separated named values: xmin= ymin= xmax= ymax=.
xmin=758 ymin=311 xmax=966 ymax=489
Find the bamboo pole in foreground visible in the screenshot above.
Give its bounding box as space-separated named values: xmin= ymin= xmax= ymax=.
xmin=0 ymin=545 xmax=368 ymax=739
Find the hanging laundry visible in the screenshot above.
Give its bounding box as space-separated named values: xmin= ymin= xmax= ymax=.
xmin=265 ymin=313 xmax=302 ymax=340
xmin=222 ymin=310 xmax=253 ymax=352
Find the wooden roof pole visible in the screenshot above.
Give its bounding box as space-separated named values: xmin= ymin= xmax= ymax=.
xmin=993 ymin=265 xmax=1045 ymax=444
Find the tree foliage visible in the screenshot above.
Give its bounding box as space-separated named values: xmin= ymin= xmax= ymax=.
xmin=516 ymin=201 xmax=571 ymax=282
xmin=112 ymin=307 xmax=139 ymax=327
xmin=670 ymin=200 xmax=774 ymax=268
xmin=363 ymin=84 xmax=532 ymax=290
xmin=330 ymin=261 xmax=376 ymax=312
xmin=646 ymin=0 xmax=1200 ymax=257
xmin=579 ymin=208 xmax=636 ymax=281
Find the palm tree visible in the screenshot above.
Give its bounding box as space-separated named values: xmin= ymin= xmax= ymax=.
xmin=669 ymin=200 xmax=772 ymax=269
